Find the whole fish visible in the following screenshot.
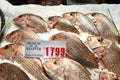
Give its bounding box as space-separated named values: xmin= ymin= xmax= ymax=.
xmin=6 ymin=28 xmax=41 ymax=44
xmin=47 ymin=16 xmax=80 ymax=34
xmin=63 ymin=12 xmax=99 ymax=36
xmin=49 ymin=32 xmax=98 ymax=68
xmin=0 ymin=44 xmax=50 ymax=80
xmin=43 ymin=58 xmax=91 ymax=80
xmin=13 ymin=13 xmax=51 ymax=33
xmin=86 ymin=13 xmax=119 ymax=43
xmin=0 ymin=63 xmax=30 ymax=80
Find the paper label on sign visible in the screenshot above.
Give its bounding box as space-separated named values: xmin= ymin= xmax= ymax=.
xmin=25 ymin=40 xmax=66 ymax=58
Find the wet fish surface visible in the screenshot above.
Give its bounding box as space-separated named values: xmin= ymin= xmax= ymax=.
xmin=47 ymin=16 xmax=61 ymax=28
xmin=43 ymin=58 xmax=91 ymax=80
xmin=86 ymin=13 xmax=119 ymax=43
xmin=0 ymin=63 xmax=30 ymax=80
xmin=85 ymin=36 xmax=112 ymax=49
xmin=13 ymin=13 xmax=51 ymax=33
xmin=101 ymin=43 xmax=120 ymax=76
xmin=47 ymin=16 xmax=80 ymax=34
xmin=49 ymin=32 xmax=98 ymax=68
xmin=6 ymin=28 xmax=41 ymax=44
xmin=93 ymin=43 xmax=120 ymax=76
xmin=0 ymin=44 xmax=50 ymax=80
xmin=63 ymin=12 xmax=99 ymax=36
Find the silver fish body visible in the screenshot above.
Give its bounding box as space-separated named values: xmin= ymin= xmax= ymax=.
xmin=43 ymin=58 xmax=91 ymax=80
xmin=13 ymin=14 xmax=51 ymax=33
xmin=49 ymin=32 xmax=98 ymax=68
xmin=0 ymin=44 xmax=50 ymax=80
xmin=86 ymin=13 xmax=119 ymax=43
xmin=63 ymin=12 xmax=99 ymax=36
xmin=0 ymin=63 xmax=30 ymax=80
xmin=48 ymin=16 xmax=80 ymax=34
xmin=6 ymin=28 xmax=41 ymax=45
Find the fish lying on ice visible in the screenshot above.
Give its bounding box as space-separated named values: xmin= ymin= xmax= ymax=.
xmin=6 ymin=28 xmax=41 ymax=44
xmin=43 ymin=58 xmax=91 ymax=80
xmin=0 ymin=63 xmax=30 ymax=80
xmin=92 ymin=43 xmax=120 ymax=77
xmin=13 ymin=13 xmax=51 ymax=33
xmin=47 ymin=16 xmax=80 ymax=34
xmin=49 ymin=32 xmax=98 ymax=68
xmin=86 ymin=13 xmax=119 ymax=43
xmin=63 ymin=12 xmax=99 ymax=36
xmin=0 ymin=44 xmax=50 ymax=80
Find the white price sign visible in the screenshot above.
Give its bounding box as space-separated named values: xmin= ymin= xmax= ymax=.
xmin=25 ymin=40 xmax=66 ymax=58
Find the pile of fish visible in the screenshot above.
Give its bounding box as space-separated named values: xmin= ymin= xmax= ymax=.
xmin=0 ymin=11 xmax=120 ymax=80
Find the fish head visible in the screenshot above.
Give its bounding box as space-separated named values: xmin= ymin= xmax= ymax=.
xmin=63 ymin=12 xmax=79 ymax=21
xmin=86 ymin=13 xmax=99 ymax=22
xmin=0 ymin=44 xmax=14 ymax=57
xmin=48 ymin=16 xmax=60 ymax=23
xmin=0 ymin=46 xmax=6 ymax=55
xmin=85 ymin=36 xmax=112 ymax=49
xmin=0 ymin=44 xmax=24 ymax=59
xmin=86 ymin=13 xmax=97 ymax=18
xmin=13 ymin=14 xmax=29 ymax=27
xmin=43 ymin=58 xmax=65 ymax=78
xmin=6 ymin=30 xmax=20 ymax=43
xmin=49 ymin=33 xmax=66 ymax=40
xmin=47 ymin=16 xmax=60 ymax=28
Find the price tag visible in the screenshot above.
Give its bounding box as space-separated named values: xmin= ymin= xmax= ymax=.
xmin=25 ymin=40 xmax=66 ymax=58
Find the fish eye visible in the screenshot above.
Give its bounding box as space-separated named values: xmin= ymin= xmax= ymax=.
xmin=91 ymin=13 xmax=96 ymax=16
xmin=70 ymin=13 xmax=73 ymax=16
xmin=98 ymin=37 xmax=103 ymax=42
xmin=52 ymin=36 xmax=56 ymax=40
xmin=19 ymin=15 xmax=23 ymax=18
xmin=54 ymin=61 xmax=57 ymax=64
xmin=48 ymin=17 xmax=53 ymax=21
xmin=53 ymin=60 xmax=58 ymax=64
xmin=4 ymin=45 xmax=9 ymax=49
xmin=11 ymin=31 xmax=15 ymax=35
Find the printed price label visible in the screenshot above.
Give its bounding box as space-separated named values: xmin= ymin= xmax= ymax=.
xmin=25 ymin=40 xmax=66 ymax=58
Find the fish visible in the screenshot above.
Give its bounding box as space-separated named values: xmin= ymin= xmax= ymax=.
xmin=101 ymin=43 xmax=120 ymax=76
xmin=49 ymin=32 xmax=98 ymax=68
xmin=0 ymin=44 xmax=50 ymax=80
xmin=47 ymin=16 xmax=80 ymax=34
xmin=86 ymin=13 xmax=119 ymax=43
xmin=93 ymin=43 xmax=120 ymax=76
xmin=6 ymin=28 xmax=41 ymax=45
xmin=63 ymin=12 xmax=99 ymax=36
xmin=13 ymin=13 xmax=51 ymax=33
xmin=0 ymin=63 xmax=30 ymax=80
xmin=43 ymin=58 xmax=91 ymax=80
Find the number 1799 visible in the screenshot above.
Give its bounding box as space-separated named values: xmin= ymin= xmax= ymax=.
xmin=45 ymin=47 xmax=66 ymax=57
